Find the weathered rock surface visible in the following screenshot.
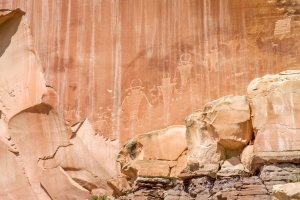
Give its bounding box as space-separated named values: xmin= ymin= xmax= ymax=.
xmin=248 ymin=70 xmax=300 ymax=170
xmin=184 ymin=95 xmax=252 ymax=178
xmin=0 ymin=140 xmax=37 ymax=200
xmin=39 ymin=118 xmax=120 ymax=195
xmin=108 ymin=176 xmax=132 ymax=196
xmin=41 ymin=167 xmax=91 ymax=200
xmin=0 ymin=0 xmax=297 ymax=144
xmin=260 ymin=163 xmax=300 ymax=193
xmin=8 ymin=103 xmax=72 ymax=200
xmin=0 ymin=9 xmax=46 ymax=121
xmin=273 ymin=182 xmax=300 ymax=200
xmin=117 ymin=125 xmax=187 ymax=182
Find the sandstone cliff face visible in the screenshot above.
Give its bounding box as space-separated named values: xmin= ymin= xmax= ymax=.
xmin=1 ymin=1 xmax=300 ymax=200
xmin=0 ymin=0 xmax=298 ymax=145
xmin=0 ymin=10 xmax=120 ymax=199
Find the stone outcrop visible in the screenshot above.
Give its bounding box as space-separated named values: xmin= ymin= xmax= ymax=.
xmin=183 ymin=95 xmax=253 ymax=178
xmin=273 ymin=182 xmax=300 ymax=200
xmin=116 ymin=125 xmax=187 ymax=182
xmin=2 ymin=4 xmax=300 ymax=200
xmin=248 ymin=70 xmax=300 ymax=171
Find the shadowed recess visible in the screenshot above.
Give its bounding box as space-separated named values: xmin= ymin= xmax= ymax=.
xmin=0 ymin=9 xmax=24 ymax=58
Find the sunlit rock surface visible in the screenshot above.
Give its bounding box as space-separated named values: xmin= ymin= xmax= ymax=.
xmin=2 ymin=1 xmax=300 ymax=199
xmin=116 ymin=125 xmax=187 ymax=182
xmin=273 ymin=182 xmax=300 ymax=200
xmin=0 ymin=9 xmax=46 ymax=121
xmin=183 ymin=95 xmax=252 ymax=178
xmin=0 ymin=0 xmax=298 ymax=144
xmin=248 ymin=70 xmax=300 ymax=170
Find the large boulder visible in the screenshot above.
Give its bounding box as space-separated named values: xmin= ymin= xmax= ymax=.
xmin=183 ymin=95 xmax=253 ymax=178
xmin=116 ymin=125 xmax=187 ymax=182
xmin=273 ymin=182 xmax=300 ymax=200
xmin=247 ymin=70 xmax=300 ymax=170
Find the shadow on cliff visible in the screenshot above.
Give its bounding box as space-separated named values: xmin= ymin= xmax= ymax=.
xmin=0 ymin=9 xmax=24 ymax=58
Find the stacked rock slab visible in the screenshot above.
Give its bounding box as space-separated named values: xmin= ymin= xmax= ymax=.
xmin=112 ymin=125 xmax=187 ymax=195
xmin=182 ymin=95 xmax=253 ymax=179
xmin=247 ymin=70 xmax=300 ymax=172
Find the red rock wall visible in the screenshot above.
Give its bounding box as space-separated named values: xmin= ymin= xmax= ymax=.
xmin=0 ymin=0 xmax=298 ymax=144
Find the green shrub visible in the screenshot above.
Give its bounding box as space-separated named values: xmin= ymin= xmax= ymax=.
xmin=287 ymin=165 xmax=300 ymax=183
xmin=92 ymin=195 xmax=108 ymax=200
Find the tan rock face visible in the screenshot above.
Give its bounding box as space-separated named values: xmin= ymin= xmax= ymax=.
xmin=38 ymin=119 xmax=120 ymax=195
xmin=0 ymin=140 xmax=37 ymax=200
xmin=107 ymin=177 xmax=132 ymax=196
xmin=248 ymin=70 xmax=300 ymax=151
xmin=41 ymin=167 xmax=91 ymax=200
xmin=117 ymin=126 xmax=187 ymax=182
xmin=0 ymin=0 xmax=296 ymax=145
xmin=0 ymin=9 xmax=46 ymax=121
xmin=248 ymin=70 xmax=300 ymax=168
xmin=240 ymin=145 xmax=253 ymax=170
xmin=185 ymin=95 xmax=252 ymax=176
xmin=8 ymin=103 xmax=72 ymax=200
xmin=272 ymin=182 xmax=300 ymax=200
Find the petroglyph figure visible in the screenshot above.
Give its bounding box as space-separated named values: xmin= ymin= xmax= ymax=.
xmin=157 ymin=77 xmax=176 ymax=125
xmin=177 ymin=53 xmax=194 ymax=89
xmin=64 ymin=106 xmax=82 ymax=122
xmin=203 ymin=49 xmax=226 ymax=72
xmin=246 ymin=20 xmax=264 ymax=39
xmin=93 ymin=107 xmax=109 ymax=134
xmin=120 ymin=79 xmax=152 ymax=130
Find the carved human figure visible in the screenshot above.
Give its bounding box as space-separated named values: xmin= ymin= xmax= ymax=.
xmin=157 ymin=77 xmax=176 ymax=125
xmin=177 ymin=53 xmax=194 ymax=89
xmin=119 ymin=79 xmax=152 ymax=131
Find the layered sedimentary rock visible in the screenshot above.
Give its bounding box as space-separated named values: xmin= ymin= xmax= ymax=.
xmin=116 ymin=125 xmax=187 ymax=183
xmin=183 ymin=95 xmax=252 ymax=178
xmin=248 ymin=70 xmax=300 ymax=171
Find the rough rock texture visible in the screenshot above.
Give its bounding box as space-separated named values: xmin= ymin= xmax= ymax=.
xmin=248 ymin=70 xmax=300 ymax=171
xmin=38 ymin=118 xmax=120 ymax=195
xmin=107 ymin=176 xmax=132 ymax=196
xmin=273 ymin=182 xmax=300 ymax=200
xmin=117 ymin=125 xmax=187 ymax=182
xmin=184 ymin=95 xmax=252 ymax=178
xmin=260 ymin=163 xmax=300 ymax=193
xmin=0 ymin=0 xmax=297 ymax=145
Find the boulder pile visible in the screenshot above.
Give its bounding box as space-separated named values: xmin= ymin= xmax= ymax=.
xmin=109 ymin=70 xmax=300 ymax=200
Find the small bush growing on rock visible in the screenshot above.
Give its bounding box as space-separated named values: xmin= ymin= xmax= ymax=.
xmin=287 ymin=165 xmax=300 ymax=183
xmin=92 ymin=195 xmax=108 ymax=200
